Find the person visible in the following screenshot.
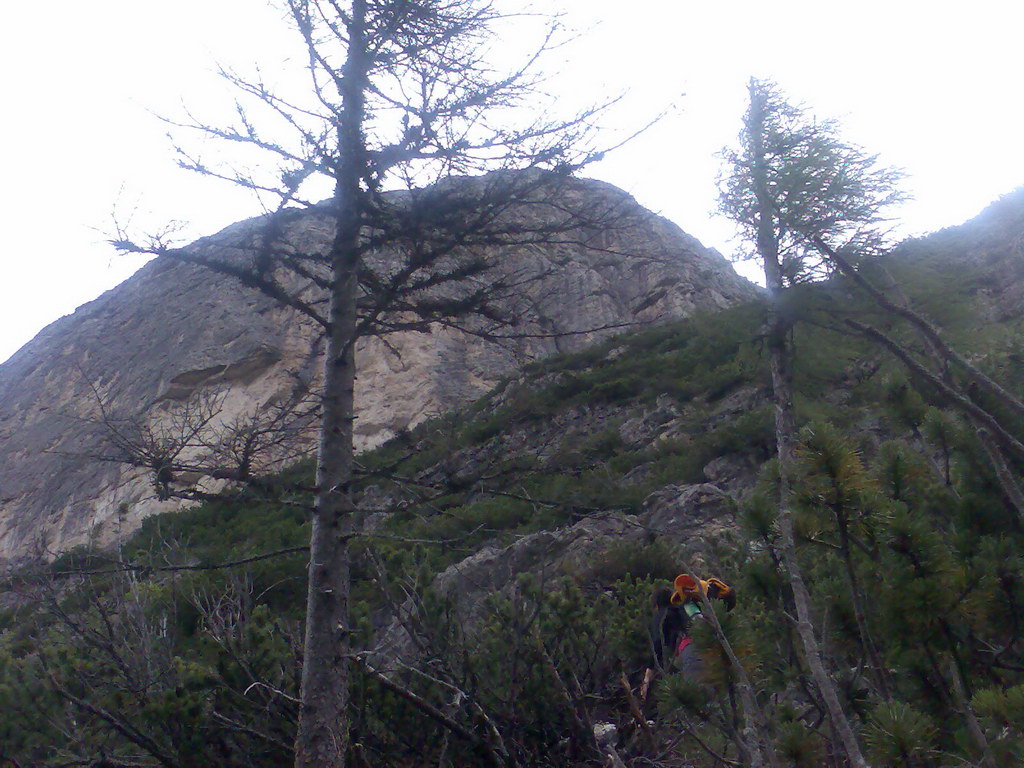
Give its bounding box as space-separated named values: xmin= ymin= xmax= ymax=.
xmin=648 ymin=583 xmax=688 ymax=672
xmin=641 ymin=573 xmax=735 ymax=699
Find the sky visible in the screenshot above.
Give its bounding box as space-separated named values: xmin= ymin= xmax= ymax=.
xmin=1 ymin=0 xmax=1022 ymax=365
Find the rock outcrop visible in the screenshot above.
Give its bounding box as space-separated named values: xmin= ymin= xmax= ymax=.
xmin=895 ymin=186 xmax=1024 ymax=321
xmin=375 ymin=481 xmax=739 ymax=664
xmin=0 ymin=174 xmax=756 ymax=561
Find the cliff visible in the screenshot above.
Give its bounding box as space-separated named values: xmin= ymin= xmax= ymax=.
xmin=0 ymin=174 xmax=756 ymax=561
xmin=2 ymin=186 xmax=1024 ymax=768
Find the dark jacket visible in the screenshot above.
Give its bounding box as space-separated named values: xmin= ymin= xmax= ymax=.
xmin=649 ymin=592 xmax=691 ymax=670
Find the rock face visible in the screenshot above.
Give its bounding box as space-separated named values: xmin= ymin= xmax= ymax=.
xmin=895 ymin=186 xmax=1024 ymax=321
xmin=0 ymin=174 xmax=756 ymax=562
xmin=427 ymin=483 xmax=738 ymax=620
xmin=375 ymin=482 xmax=739 ymax=665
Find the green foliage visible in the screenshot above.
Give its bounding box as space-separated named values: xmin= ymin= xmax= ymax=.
xmin=874 ymin=440 xmax=933 ymax=505
xmin=655 ymin=671 xmax=710 ymax=719
xmin=0 ymin=643 xmax=60 ymax=762
xmin=3 ymin=215 xmax=1024 ymax=767
xmin=719 ymin=78 xmax=906 ymax=284
xmin=864 ymin=701 xmax=938 ymax=767
xmin=973 ymin=683 xmax=1024 ymax=731
xmin=581 ymin=541 xmax=679 ymax=585
xmin=776 ymin=720 xmax=825 ymax=768
xmin=972 ymin=683 xmax=1024 ymax=763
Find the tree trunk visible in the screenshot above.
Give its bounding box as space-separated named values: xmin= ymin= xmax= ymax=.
xmin=833 ymin=257 xmax=1024 ymax=518
xmin=946 ymin=656 xmax=998 ymax=768
xmin=682 ymin=560 xmax=780 ymax=768
xmin=847 ymin=318 xmax=1024 ymax=524
xmin=835 ymin=507 xmax=891 ymax=700
xmin=294 ymin=3 xmax=368 ymax=766
xmin=977 ymin=427 xmax=1024 ymax=520
xmin=748 ymin=83 xmax=870 ymax=768
xmin=765 ymin=299 xmax=869 ymax=768
xmin=294 ymin=219 xmax=359 ymax=768
xmin=815 ymin=238 xmax=1024 ymax=423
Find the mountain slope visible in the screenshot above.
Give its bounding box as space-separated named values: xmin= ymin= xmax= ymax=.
xmin=0 ymin=174 xmax=755 ymax=561
xmin=1 ymin=189 xmax=1022 ymax=768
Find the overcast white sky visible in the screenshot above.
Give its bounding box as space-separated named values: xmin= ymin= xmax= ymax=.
xmin=1 ymin=0 xmax=1022 ymax=365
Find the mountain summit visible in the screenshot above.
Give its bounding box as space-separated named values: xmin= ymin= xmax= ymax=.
xmin=0 ymin=175 xmax=755 ymax=561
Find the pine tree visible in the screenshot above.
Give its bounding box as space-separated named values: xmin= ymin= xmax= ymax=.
xmin=795 ymin=423 xmax=891 ymax=700
xmin=719 ymin=79 xmax=905 ymax=768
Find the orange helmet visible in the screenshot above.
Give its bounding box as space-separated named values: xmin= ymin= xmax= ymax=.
xmin=670 ymin=574 xmax=700 ymax=605
xmin=670 ymin=574 xmax=736 ymax=610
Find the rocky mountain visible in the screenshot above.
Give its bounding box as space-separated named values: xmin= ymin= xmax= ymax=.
xmin=895 ymin=186 xmax=1024 ymax=322
xmin=2 ymin=186 xmax=1023 ymax=768
xmin=362 ymin=186 xmax=1024 ymax=654
xmin=0 ymin=174 xmax=756 ymax=562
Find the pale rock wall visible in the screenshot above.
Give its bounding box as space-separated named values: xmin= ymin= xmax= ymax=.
xmin=0 ymin=176 xmax=756 ymax=561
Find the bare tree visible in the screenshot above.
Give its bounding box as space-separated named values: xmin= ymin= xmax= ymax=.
xmin=89 ymin=384 xmax=319 ymax=502
xmin=111 ymin=2 xmax=629 ymax=765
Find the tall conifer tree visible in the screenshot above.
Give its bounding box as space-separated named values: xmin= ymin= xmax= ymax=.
xmin=719 ymin=79 xmax=905 ymax=768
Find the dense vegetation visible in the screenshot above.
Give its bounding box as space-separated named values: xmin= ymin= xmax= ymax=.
xmin=1 ymin=195 xmax=1023 ymax=767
